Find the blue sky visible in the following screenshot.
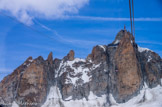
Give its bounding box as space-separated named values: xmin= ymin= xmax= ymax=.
xmin=0 ymin=0 xmax=162 ymax=80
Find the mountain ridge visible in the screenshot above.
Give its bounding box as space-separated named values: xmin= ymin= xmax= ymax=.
xmin=0 ymin=29 xmax=161 ymax=107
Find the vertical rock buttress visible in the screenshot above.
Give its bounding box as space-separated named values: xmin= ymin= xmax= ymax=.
xmin=107 ymin=30 xmax=142 ymax=103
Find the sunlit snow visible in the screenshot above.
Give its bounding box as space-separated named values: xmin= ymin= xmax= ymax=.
xmin=114 ymin=40 xmax=120 ymax=44
xmin=57 ymin=58 xmax=102 ymax=86
xmin=138 ymin=46 xmax=152 ymax=53
xmin=98 ymin=45 xmax=106 ymax=51
xmin=111 ymin=84 xmax=162 ymax=107
xmin=12 ymin=101 xmax=19 ymax=107
xmin=147 ymin=56 xmax=152 ymax=62
xmin=41 ymin=86 xmax=107 ymax=107
xmin=41 ymin=84 xmax=162 ymax=107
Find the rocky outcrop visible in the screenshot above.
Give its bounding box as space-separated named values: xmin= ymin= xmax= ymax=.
xmin=87 ymin=45 xmax=107 ymax=64
xmin=63 ymin=50 xmax=75 ymax=61
xmin=0 ymin=29 xmax=161 ymax=107
xmin=47 ymin=52 xmax=53 ymax=64
xmin=106 ymin=30 xmax=142 ymax=103
xmin=16 ymin=58 xmax=47 ymax=107
xmin=0 ymin=57 xmax=34 ymax=105
xmin=138 ymin=47 xmax=162 ymax=87
xmin=114 ymin=31 xmax=142 ymax=102
xmin=0 ymin=56 xmax=55 ymax=107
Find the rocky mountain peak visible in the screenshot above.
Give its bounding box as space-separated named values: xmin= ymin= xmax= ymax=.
xmin=114 ymin=31 xmax=142 ymax=102
xmin=26 ymin=56 xmax=33 ymax=61
xmin=86 ymin=45 xmax=107 ymax=64
xmin=0 ymin=30 xmax=161 ymax=107
xmin=47 ymin=52 xmax=53 ymax=64
xmin=112 ymin=30 xmax=135 ymax=45
xmin=64 ymin=50 xmax=75 ymax=61
xmin=23 ymin=56 xmax=33 ymax=65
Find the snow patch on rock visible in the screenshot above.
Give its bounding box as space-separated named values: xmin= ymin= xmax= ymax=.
xmin=138 ymin=46 xmax=151 ymax=53
xmin=109 ymin=94 xmax=118 ymax=105
xmin=12 ymin=101 xmax=19 ymax=107
xmin=65 ymin=96 xmax=72 ymax=101
xmin=114 ymin=40 xmax=120 ymax=44
xmin=92 ymin=63 xmax=101 ymax=70
xmin=58 ymin=58 xmax=91 ymax=86
xmin=29 ymin=59 xmax=33 ymax=62
xmin=98 ymin=45 xmax=106 ymax=51
xmin=147 ymin=56 xmax=152 ymax=62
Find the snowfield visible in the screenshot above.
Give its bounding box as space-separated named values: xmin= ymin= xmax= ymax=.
xmin=41 ymin=86 xmax=107 ymax=107
xmin=40 ymin=83 xmax=162 ymax=107
xmin=11 ymin=83 xmax=162 ymax=107
xmin=111 ymin=84 xmax=162 ymax=107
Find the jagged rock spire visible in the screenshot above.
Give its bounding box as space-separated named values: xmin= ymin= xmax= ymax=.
xmin=114 ymin=30 xmax=142 ymax=102
xmin=64 ymin=50 xmax=75 ymax=61
xmin=87 ymin=45 xmax=107 ymax=64
xmin=47 ymin=52 xmax=53 ymax=64
xmin=112 ymin=30 xmax=135 ymax=45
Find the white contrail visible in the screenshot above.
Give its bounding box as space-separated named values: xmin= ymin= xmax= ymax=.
xmin=33 ymin=20 xmax=104 ymax=47
xmin=68 ymin=16 xmax=162 ymax=21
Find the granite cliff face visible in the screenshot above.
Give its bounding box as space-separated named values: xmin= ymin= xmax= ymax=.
xmin=0 ymin=30 xmax=161 ymax=107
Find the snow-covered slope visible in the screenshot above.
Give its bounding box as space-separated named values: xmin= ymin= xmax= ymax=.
xmin=42 ymin=86 xmax=107 ymax=107
xmin=42 ymin=83 xmax=162 ymax=107
xmin=55 ymin=58 xmax=100 ymax=86
xmin=41 ymin=84 xmax=162 ymax=107
xmin=111 ymin=84 xmax=162 ymax=107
